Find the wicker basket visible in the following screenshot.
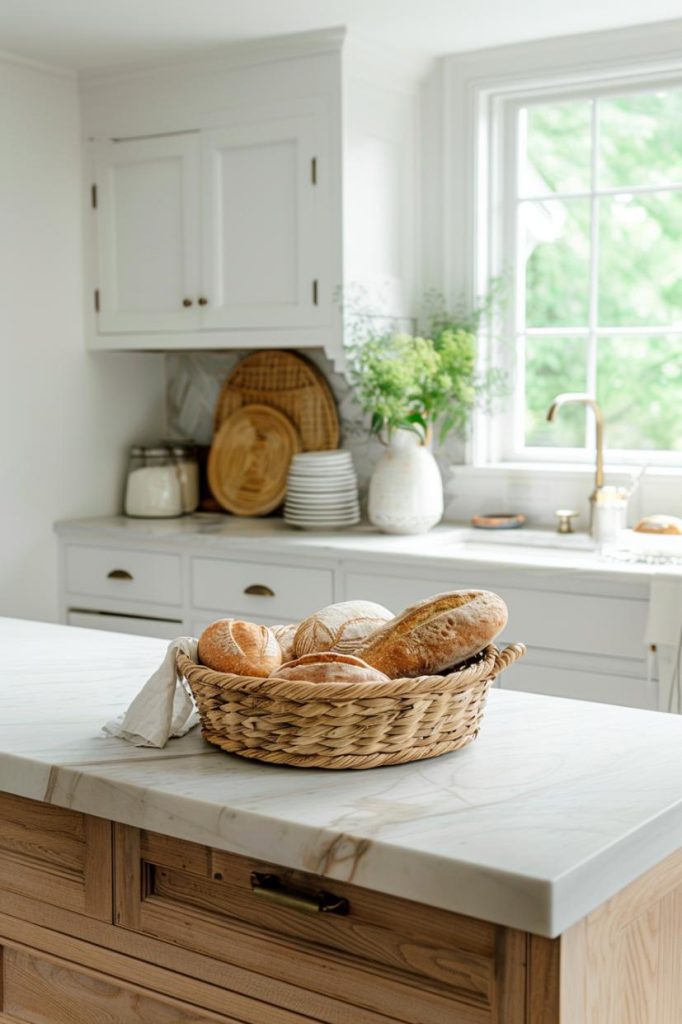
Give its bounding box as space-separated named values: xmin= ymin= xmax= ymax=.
xmin=177 ymin=642 xmax=525 ymax=770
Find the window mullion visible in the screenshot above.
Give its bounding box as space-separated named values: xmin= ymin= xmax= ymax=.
xmin=586 ymin=97 xmax=599 ymax=454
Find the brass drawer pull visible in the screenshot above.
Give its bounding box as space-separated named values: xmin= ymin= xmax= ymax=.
xmin=107 ymin=569 xmax=133 ymax=581
xmin=250 ymin=872 xmax=349 ymax=916
xmin=244 ymin=584 xmax=275 ymax=597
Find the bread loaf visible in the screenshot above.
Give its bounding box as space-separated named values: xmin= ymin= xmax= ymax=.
xmin=269 ymin=652 xmax=391 ymax=685
xmin=198 ymin=619 xmax=282 ymax=677
xmin=634 ymin=514 xmax=682 ymax=535
xmin=294 ymin=600 xmax=393 ymax=658
xmin=356 ymin=591 xmax=507 ymax=677
xmin=271 ymin=622 xmax=298 ymax=662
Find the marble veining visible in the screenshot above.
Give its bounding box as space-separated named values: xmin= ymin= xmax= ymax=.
xmin=1 ymin=618 xmax=681 ymax=936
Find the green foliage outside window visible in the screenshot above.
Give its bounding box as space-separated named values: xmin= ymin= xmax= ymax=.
xmin=521 ymin=88 xmax=682 ymax=452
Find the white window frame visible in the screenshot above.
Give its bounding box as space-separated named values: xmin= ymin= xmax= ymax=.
xmin=441 ymin=25 xmax=682 ymax=472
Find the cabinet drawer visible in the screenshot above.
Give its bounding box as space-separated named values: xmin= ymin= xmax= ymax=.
xmin=0 ymin=793 xmax=111 ymax=920
xmin=115 ymin=826 xmax=521 ymax=1024
xmin=345 ymin=571 xmax=648 ymax=660
xmin=65 ymin=544 xmax=182 ymax=608
xmin=191 ymin=557 xmax=333 ymax=621
xmin=500 ymin=648 xmax=657 ymax=709
xmin=68 ymin=610 xmax=182 ymax=641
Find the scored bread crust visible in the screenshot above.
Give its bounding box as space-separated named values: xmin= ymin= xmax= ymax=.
xmin=269 ymin=651 xmax=391 ymax=684
xmin=356 ymin=591 xmax=508 ymax=678
xmin=271 ymin=622 xmax=298 ymax=662
xmin=294 ymin=600 xmax=394 ymax=658
xmin=197 ymin=619 xmax=282 ymax=677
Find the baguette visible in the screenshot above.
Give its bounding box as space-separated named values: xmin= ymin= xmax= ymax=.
xmin=356 ymin=590 xmax=507 ymax=677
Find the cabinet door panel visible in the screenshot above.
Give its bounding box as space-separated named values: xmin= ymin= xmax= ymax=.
xmin=201 ymin=117 xmax=321 ymax=328
xmin=96 ymin=134 xmax=200 ymax=332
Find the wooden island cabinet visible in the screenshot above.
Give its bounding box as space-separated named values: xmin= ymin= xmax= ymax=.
xmin=0 ymin=791 xmax=680 ymax=1023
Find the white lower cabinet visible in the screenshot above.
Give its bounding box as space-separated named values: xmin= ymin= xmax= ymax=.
xmin=58 ymin=529 xmax=655 ymax=712
xmin=342 ymin=567 xmax=654 ymax=710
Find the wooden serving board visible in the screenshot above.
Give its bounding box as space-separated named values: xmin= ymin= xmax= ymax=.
xmin=213 ymin=350 xmax=340 ymax=452
xmin=207 ymin=404 xmax=301 ymax=516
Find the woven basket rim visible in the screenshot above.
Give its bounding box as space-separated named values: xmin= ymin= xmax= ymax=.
xmin=176 ymin=642 xmax=526 ymax=702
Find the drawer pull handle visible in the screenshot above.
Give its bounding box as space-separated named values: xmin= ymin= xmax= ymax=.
xmin=244 ymin=584 xmax=275 ymax=598
xmin=107 ymin=569 xmax=133 ymax=581
xmin=250 ymin=872 xmax=349 ymax=916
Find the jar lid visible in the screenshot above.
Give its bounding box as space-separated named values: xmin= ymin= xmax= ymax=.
xmin=170 ymin=445 xmax=196 ymax=457
xmin=145 ymin=446 xmax=171 ymax=457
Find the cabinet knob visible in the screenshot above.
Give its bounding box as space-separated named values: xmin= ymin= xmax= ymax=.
xmin=198 ymin=297 xmax=208 ymax=306
xmin=107 ymin=569 xmax=133 ymax=581
xmin=244 ymin=584 xmax=275 ymax=597
xmin=182 ymin=298 xmax=193 ymax=307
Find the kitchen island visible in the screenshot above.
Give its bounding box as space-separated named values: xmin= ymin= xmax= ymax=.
xmin=0 ymin=618 xmax=681 ymax=1022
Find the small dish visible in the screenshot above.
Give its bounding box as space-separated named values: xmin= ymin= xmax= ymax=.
xmin=471 ymin=513 xmax=526 ymax=530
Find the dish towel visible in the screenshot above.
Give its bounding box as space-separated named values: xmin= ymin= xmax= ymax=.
xmin=103 ymin=637 xmax=200 ymax=747
xmin=645 ymin=579 xmax=682 ymax=714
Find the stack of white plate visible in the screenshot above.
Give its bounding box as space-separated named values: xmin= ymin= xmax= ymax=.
xmin=284 ymin=451 xmax=360 ymax=530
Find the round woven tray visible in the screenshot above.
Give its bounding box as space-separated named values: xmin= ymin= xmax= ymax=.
xmin=177 ymin=643 xmax=526 ymax=770
xmin=213 ymin=350 xmax=340 ymax=452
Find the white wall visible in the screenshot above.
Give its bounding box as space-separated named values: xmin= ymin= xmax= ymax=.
xmin=0 ymin=54 xmax=166 ymax=622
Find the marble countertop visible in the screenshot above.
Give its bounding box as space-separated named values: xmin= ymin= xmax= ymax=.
xmin=2 ymin=617 xmax=682 ymax=938
xmin=55 ymin=514 xmax=682 ymax=582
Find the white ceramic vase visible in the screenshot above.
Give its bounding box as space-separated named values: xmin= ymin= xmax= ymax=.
xmin=368 ymin=429 xmax=444 ymax=535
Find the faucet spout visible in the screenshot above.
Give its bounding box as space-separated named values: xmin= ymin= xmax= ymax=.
xmin=545 ymin=393 xmax=605 ymax=492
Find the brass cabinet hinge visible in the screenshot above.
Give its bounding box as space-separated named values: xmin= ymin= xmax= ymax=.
xmin=91 ymin=184 xmax=98 ymax=209
xmin=312 ymin=279 xmax=318 ymax=306
xmin=94 ymin=289 xmax=100 ymax=312
xmin=311 ymin=157 xmax=317 ymax=185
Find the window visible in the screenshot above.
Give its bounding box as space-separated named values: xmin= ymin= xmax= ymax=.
xmin=501 ymin=82 xmax=682 ymax=462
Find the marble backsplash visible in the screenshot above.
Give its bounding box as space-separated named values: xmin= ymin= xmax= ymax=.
xmin=165 ymin=349 xmax=467 ymax=517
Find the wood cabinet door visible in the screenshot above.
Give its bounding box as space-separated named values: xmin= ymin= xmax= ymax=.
xmin=95 ymin=134 xmax=201 ymax=333
xmin=0 ymin=793 xmax=111 ymax=921
xmin=200 ymin=116 xmax=323 ymax=329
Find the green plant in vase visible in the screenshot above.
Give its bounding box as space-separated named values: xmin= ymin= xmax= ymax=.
xmin=344 ymin=284 xmax=507 ymax=534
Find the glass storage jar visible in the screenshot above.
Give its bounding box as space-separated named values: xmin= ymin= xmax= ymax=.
xmin=170 ymin=443 xmax=200 ymax=514
xmin=124 ymin=446 xmax=183 ymax=518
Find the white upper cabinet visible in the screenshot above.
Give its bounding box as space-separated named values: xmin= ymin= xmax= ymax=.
xmin=95 ymin=134 xmax=201 ymax=333
xmin=201 ymin=116 xmax=322 ymax=328
xmin=81 ymin=30 xmax=419 ymax=363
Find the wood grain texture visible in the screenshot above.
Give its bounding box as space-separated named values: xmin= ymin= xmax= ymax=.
xmin=208 ymin=403 xmax=301 ymax=515
xmin=123 ymin=826 xmax=520 ymax=1024
xmin=2 ymin=946 xmax=231 ymax=1024
xmin=560 ymin=845 xmax=682 ymax=1024
xmin=0 ymin=793 xmax=111 ymax=921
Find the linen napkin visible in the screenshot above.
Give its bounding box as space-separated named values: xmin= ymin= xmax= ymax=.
xmin=103 ymin=637 xmax=200 ymax=747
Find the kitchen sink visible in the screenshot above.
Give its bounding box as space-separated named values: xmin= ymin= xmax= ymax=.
xmin=435 ymin=526 xmax=597 ymax=552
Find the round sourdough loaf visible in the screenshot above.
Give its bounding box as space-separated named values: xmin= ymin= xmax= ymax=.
xmin=294 ymin=600 xmax=393 ymax=658
xmin=269 ymin=652 xmax=391 ymax=684
xmin=198 ymin=619 xmax=282 ymax=677
xmin=356 ymin=590 xmax=508 ymax=677
xmin=271 ymin=622 xmax=298 ymax=662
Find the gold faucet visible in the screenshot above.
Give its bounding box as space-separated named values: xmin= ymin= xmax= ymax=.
xmin=546 ymin=392 xmax=605 ymax=512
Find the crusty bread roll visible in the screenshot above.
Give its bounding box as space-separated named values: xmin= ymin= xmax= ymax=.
xmin=269 ymin=652 xmax=390 ymax=685
xmin=271 ymin=622 xmax=298 ymax=662
xmin=294 ymin=600 xmax=393 ymax=658
xmin=356 ymin=591 xmax=507 ymax=678
xmin=634 ymin=514 xmax=682 ymax=536
xmin=198 ymin=619 xmax=282 ymax=677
